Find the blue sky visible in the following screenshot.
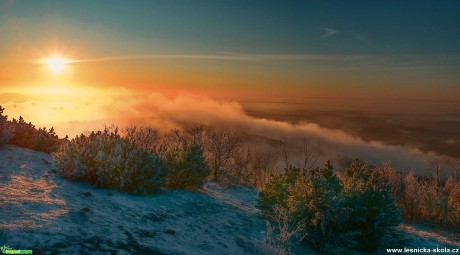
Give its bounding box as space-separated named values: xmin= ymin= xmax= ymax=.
xmin=4 ymin=0 xmax=460 ymax=54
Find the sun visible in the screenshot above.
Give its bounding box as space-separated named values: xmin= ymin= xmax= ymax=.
xmin=41 ymin=56 xmax=71 ymax=74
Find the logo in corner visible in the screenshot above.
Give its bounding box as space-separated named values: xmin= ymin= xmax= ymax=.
xmin=0 ymin=245 xmax=33 ymax=254
xmin=0 ymin=246 xmax=12 ymax=254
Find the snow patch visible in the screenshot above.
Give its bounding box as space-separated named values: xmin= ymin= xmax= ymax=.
xmin=1 ymin=145 xmax=458 ymax=254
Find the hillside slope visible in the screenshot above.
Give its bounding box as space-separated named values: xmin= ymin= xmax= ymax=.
xmin=0 ymin=145 xmax=270 ymax=254
xmin=0 ymin=145 xmax=458 ymax=254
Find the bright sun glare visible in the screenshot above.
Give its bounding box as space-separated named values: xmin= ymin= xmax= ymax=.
xmin=42 ymin=57 xmax=70 ymax=74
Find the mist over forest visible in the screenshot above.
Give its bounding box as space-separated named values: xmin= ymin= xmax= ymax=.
xmin=1 ymin=91 xmax=458 ymax=178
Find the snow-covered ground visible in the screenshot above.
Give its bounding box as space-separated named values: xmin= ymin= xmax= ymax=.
xmin=0 ymin=145 xmax=458 ymax=254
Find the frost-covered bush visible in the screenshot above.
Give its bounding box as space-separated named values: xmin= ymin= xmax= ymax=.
xmin=54 ymin=127 xmax=168 ymax=194
xmin=397 ymin=171 xmax=422 ymax=223
xmin=287 ymin=161 xmax=353 ymax=254
xmin=258 ymin=165 xmax=301 ymax=219
xmin=383 ymin=161 xmax=460 ymax=230
xmin=258 ymin=160 xmax=402 ymax=254
xmin=0 ymin=106 xmax=14 ymax=145
xmin=122 ymin=125 xmax=160 ymax=152
xmin=448 ymin=182 xmax=460 ymax=229
xmin=259 ymin=162 xmax=351 ymax=253
xmin=261 ymin=205 xmax=304 ymax=255
xmin=163 ymin=142 xmax=209 ymax=190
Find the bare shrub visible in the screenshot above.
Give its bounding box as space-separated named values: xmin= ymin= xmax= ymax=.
xmin=301 ymin=138 xmax=318 ymax=170
xmin=166 ymin=125 xmax=279 ymax=188
xmin=160 ymin=128 xmax=209 ymax=190
xmin=122 ymin=125 xmax=160 ymax=152
xmin=203 ymin=128 xmax=241 ymax=182
xmin=248 ymin=149 xmax=279 ymax=189
xmin=163 ymin=142 xmax=208 ymax=190
xmin=261 ymin=205 xmax=305 ymax=255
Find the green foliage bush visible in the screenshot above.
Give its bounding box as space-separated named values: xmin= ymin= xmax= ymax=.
xmin=341 ymin=160 xmax=401 ymax=252
xmin=258 ymin=160 xmax=401 ymax=254
xmin=287 ymin=161 xmax=353 ymax=254
xmin=258 ymin=165 xmax=301 ymax=219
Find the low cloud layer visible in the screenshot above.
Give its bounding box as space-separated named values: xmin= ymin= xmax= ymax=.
xmin=1 ymin=89 xmax=456 ymax=175
xmin=121 ymin=93 xmax=451 ymax=173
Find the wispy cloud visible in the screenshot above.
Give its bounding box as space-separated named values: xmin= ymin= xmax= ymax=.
xmin=50 ymin=52 xmax=460 ymax=71
xmin=67 ymin=53 xmax=358 ymax=64
xmin=71 ymin=54 xmax=256 ymax=63
xmin=319 ymin=28 xmax=338 ymax=39
xmin=352 ymin=33 xmax=384 ymax=51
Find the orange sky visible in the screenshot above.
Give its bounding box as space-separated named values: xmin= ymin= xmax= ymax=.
xmin=1 ymin=1 xmax=460 ymax=137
